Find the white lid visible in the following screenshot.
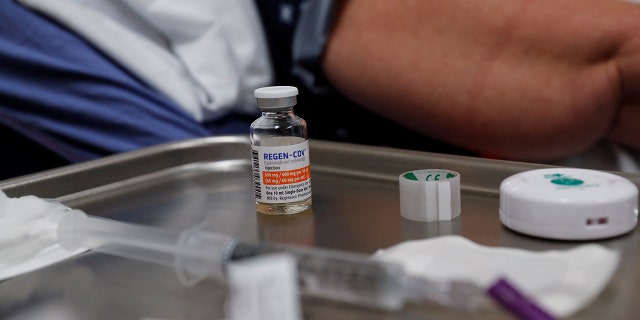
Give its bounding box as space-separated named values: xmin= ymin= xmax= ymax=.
xmin=500 ymin=168 xmax=638 ymax=240
xmin=254 ymin=86 xmax=298 ymax=99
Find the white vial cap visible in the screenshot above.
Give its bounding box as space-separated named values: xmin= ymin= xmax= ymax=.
xmin=254 ymin=86 xmax=298 ymax=109
xmin=254 ymin=86 xmax=298 ymax=98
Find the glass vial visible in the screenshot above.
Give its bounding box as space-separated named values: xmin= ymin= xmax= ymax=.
xmin=250 ymin=86 xmax=312 ymax=215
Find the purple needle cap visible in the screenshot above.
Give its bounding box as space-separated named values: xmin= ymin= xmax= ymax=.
xmin=487 ymin=278 xmax=556 ymax=320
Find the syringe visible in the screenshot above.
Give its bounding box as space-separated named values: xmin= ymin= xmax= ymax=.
xmin=57 ymin=210 xmax=554 ymax=318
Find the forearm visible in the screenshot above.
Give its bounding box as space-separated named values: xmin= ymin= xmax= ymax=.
xmin=323 ymin=0 xmax=640 ymax=161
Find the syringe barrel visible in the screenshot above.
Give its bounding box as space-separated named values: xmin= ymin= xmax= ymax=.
xmin=57 ymin=210 xmax=183 ymax=268
xmin=60 ymin=214 xmax=408 ymax=311
xmin=232 ymin=241 xmax=408 ymax=311
xmin=58 ymin=213 xmax=237 ymax=286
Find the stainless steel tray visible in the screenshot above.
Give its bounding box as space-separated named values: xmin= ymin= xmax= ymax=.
xmin=0 ymin=135 xmax=637 ymax=319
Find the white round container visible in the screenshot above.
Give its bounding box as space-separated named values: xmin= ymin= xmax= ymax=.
xmin=499 ymin=168 xmax=638 ymax=240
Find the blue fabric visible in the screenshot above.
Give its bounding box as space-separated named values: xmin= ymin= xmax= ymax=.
xmin=0 ymin=1 xmax=251 ymax=162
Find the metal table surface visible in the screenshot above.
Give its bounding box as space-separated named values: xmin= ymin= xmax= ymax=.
xmin=0 ymin=135 xmax=637 ymax=320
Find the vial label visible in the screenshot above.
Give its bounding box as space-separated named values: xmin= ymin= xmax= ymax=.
xmin=252 ymin=141 xmax=312 ymax=204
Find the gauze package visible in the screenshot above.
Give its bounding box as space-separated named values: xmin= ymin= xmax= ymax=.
xmin=0 ymin=190 xmax=86 ymax=281
xmin=373 ymin=235 xmax=619 ymax=318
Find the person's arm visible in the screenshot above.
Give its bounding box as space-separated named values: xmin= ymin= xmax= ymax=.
xmin=322 ymin=0 xmax=640 ymax=161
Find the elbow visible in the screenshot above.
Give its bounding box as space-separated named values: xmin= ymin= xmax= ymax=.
xmin=456 ymin=107 xmax=615 ymax=162
xmin=471 ymin=130 xmax=608 ymax=163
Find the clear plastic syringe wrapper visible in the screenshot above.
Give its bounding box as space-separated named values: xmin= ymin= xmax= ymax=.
xmin=57 ymin=211 xmax=548 ymax=318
